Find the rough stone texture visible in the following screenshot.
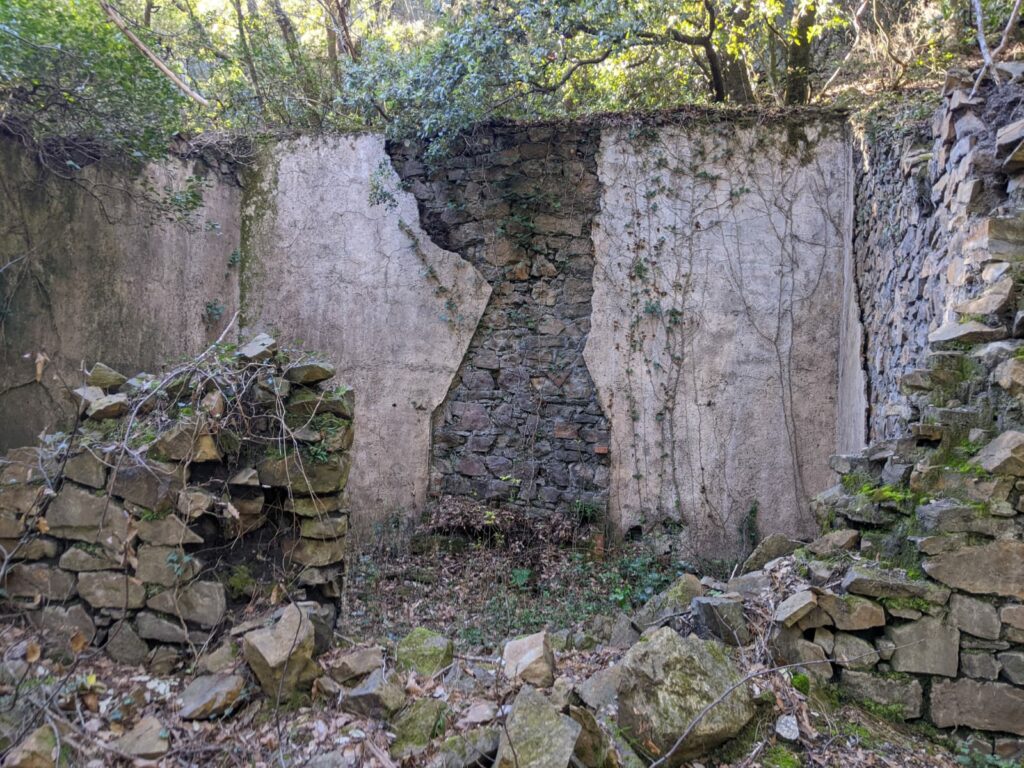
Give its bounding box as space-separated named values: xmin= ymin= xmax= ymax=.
xmin=886 ymin=617 xmax=960 ymax=677
xmin=617 ymin=627 xmax=753 ymax=764
xmin=244 ymin=135 xmax=490 ymax=537
xmin=930 ymin=678 xmax=1024 ymax=735
xmin=391 ymin=124 xmax=612 ymax=521
xmin=502 ymin=631 xmax=555 ymax=687
xmin=242 ymin=605 xmax=318 ymax=696
xmin=77 ymin=571 xmax=145 ymax=609
xmin=178 ymin=674 xmax=246 ymax=720
xmin=923 ymin=540 xmax=1024 ymax=599
xmin=949 ymin=594 xmax=1001 ymax=640
xmin=396 ymin=627 xmax=454 ymax=677
xmin=0 ymin=138 xmax=240 ymax=450
xmin=840 ymin=670 xmax=923 ymax=719
xmin=341 ymin=669 xmax=406 ymax=719
xmin=146 ymin=581 xmax=226 ymax=628
xmin=587 ymin=123 xmax=850 ymax=552
xmin=853 ymin=89 xmax=1022 ymax=441
xmin=495 ymin=685 xmax=581 ymax=768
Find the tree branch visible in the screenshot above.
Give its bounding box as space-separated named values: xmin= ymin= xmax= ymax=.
xmin=98 ymin=1 xmax=210 ymax=107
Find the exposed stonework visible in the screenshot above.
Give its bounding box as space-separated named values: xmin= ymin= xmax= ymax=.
xmin=243 ymin=135 xmax=491 ymax=537
xmin=0 ymin=338 xmax=351 ymax=670
xmin=852 ymin=80 xmax=1024 ymax=441
xmin=390 ymin=125 xmax=611 ymax=517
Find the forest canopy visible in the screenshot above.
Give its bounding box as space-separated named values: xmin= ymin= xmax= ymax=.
xmin=0 ymin=0 xmax=1018 ymax=162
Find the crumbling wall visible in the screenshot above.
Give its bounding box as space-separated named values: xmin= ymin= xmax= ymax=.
xmin=852 ymin=79 xmax=1024 ymax=442
xmin=588 ymin=120 xmax=851 ymax=554
xmin=4 ymin=118 xmax=856 ymax=548
xmin=241 ymin=135 xmax=491 ymax=538
xmin=0 ymin=139 xmax=241 ymax=449
xmin=0 ymin=338 xmax=351 ymax=668
xmin=390 ymin=125 xmax=612 ymax=519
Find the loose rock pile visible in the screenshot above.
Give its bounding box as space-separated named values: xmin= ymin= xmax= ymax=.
xmin=772 ymin=90 xmax=1024 ymax=755
xmin=0 ymin=333 xmax=353 ymax=671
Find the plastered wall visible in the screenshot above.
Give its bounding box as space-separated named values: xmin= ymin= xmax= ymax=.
xmin=2 ymin=118 xmax=860 ymax=553
xmin=0 ymin=140 xmax=241 ymax=449
xmin=586 ymin=121 xmax=852 ymax=554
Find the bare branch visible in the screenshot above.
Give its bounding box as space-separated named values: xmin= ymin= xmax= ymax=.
xmin=98 ymin=0 xmax=211 ymax=107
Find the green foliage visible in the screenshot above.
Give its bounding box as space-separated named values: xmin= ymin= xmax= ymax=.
xmin=791 ymin=672 xmax=811 ymax=695
xmin=1 ymin=0 xmax=962 ymax=166
xmin=509 ymin=567 xmax=531 ymax=590
xmin=955 ymin=743 xmax=1021 ymax=768
xmin=0 ymin=0 xmax=183 ymax=161
xmin=763 ymin=745 xmax=802 ymax=768
xmin=861 ymin=700 xmax=906 ymax=722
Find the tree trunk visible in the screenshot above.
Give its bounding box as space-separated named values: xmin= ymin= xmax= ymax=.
xmin=722 ymin=0 xmax=755 ymax=103
xmin=784 ymin=3 xmax=815 ymax=104
xmin=230 ymin=0 xmax=269 ymax=121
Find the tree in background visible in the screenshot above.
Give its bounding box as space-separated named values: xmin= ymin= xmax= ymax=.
xmin=0 ymin=0 xmax=1020 ymax=163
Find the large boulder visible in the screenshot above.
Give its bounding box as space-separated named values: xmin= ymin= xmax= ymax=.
xmin=971 ymin=431 xmax=1024 ymax=475
xmin=242 ymin=605 xmax=319 ymax=697
xmin=495 ymin=686 xmax=581 ymax=768
xmin=503 ymin=631 xmax=555 ymax=687
xmin=616 ymin=627 xmax=753 ymax=765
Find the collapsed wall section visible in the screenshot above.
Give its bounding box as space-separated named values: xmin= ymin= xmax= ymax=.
xmin=241 ymin=135 xmax=491 ymax=538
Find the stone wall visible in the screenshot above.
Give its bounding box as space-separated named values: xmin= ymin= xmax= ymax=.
xmin=0 ymin=337 xmax=351 ymax=667
xmin=390 ymin=125 xmax=611 ymax=519
xmin=0 ymin=139 xmax=241 ymax=450
xmin=241 ymin=135 xmax=491 ymax=539
xmin=852 ymin=75 xmax=1024 ymax=442
xmin=2 ymin=118 xmax=854 ymax=549
xmin=781 ymin=77 xmax=1024 ymax=751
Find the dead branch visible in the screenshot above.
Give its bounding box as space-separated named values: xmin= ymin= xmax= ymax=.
xmin=98 ymin=1 xmax=211 ymax=107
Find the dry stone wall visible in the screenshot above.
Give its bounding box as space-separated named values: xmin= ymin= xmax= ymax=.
xmin=0 ymin=335 xmax=351 ymax=667
xmin=852 ymin=72 xmax=1024 ymax=442
xmin=774 ymin=78 xmax=1024 ymax=752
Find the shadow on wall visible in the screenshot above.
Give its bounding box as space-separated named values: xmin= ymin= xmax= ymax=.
xmin=0 ymin=138 xmax=242 ymax=449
